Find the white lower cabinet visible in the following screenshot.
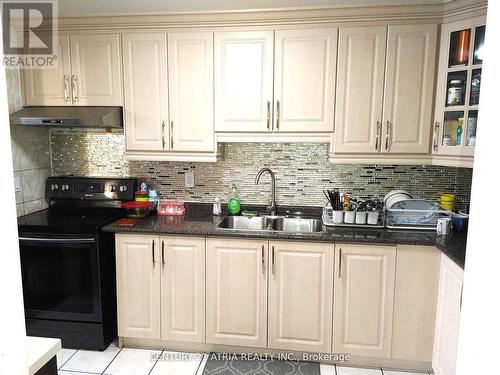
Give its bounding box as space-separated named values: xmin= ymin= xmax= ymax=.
xmin=160 ymin=236 xmax=205 ymax=342
xmin=116 ymin=234 xmax=205 ymax=342
xmin=205 ymin=238 xmax=268 ymax=348
xmin=268 ymin=241 xmax=334 ymax=352
xmin=392 ymin=245 xmax=441 ymax=362
xmin=115 ymin=233 xmax=449 ymax=371
xmin=116 ymin=234 xmax=161 ymax=339
xmin=432 ymin=253 xmax=464 ymax=375
xmin=333 ymin=244 xmax=397 ymax=358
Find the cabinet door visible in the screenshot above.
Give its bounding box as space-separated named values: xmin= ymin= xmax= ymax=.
xmin=168 ymin=32 xmax=214 ymax=152
xmin=268 ymin=241 xmax=334 ymax=353
xmin=214 ymin=31 xmax=274 ymax=132
xmin=433 ymin=254 xmax=464 ymax=375
xmin=24 ymin=35 xmax=72 ymax=105
xmin=392 ymin=245 xmax=440 ymax=362
xmin=160 ymin=236 xmax=205 ymax=343
xmin=333 ymin=244 xmax=396 ymax=358
xmin=334 ymin=26 xmax=387 ymax=153
xmin=382 ymin=25 xmax=437 ymax=154
xmin=122 ymin=33 xmax=167 ymax=152
xmin=70 ymin=34 xmax=122 ymax=105
xmin=115 ymin=234 xmax=160 ymax=339
xmin=274 ymin=28 xmax=337 ymax=132
xmin=206 ymin=238 xmax=268 ymax=348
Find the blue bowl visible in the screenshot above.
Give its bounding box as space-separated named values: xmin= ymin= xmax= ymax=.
xmin=451 ymin=214 xmax=469 ymax=233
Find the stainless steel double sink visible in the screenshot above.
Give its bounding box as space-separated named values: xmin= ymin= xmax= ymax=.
xmin=216 ymin=215 xmax=323 ymax=233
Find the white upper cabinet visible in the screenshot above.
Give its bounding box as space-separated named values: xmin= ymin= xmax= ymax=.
xmin=334 ymin=26 xmax=387 ymax=153
xmin=168 ymin=32 xmax=214 ymax=152
xmin=122 ymin=33 xmax=168 ymax=152
xmin=69 ymin=34 xmax=123 ymax=105
xmin=382 ymin=24 xmax=437 ymax=154
xmin=274 ymin=28 xmax=337 ymax=132
xmin=214 ymin=31 xmax=274 ymax=132
xmin=23 ymin=35 xmax=72 ymax=106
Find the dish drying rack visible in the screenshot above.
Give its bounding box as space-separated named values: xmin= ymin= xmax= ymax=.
xmin=323 ymin=205 xmax=452 ymax=230
xmin=385 ymin=207 xmax=452 ymax=230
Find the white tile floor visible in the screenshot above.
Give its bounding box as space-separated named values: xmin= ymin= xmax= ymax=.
xmin=56 ymin=344 xmax=434 ymax=375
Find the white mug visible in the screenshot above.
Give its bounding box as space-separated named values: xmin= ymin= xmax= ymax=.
xmin=437 ymin=218 xmax=452 ymax=235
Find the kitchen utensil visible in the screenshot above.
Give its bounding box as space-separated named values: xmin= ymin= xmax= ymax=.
xmin=122 ymin=201 xmax=152 ymax=219
xmin=436 ymin=217 xmax=452 ymax=235
xmin=451 ymin=213 xmax=469 ymax=233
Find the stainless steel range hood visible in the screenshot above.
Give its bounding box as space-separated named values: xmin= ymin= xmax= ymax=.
xmin=9 ymin=106 xmax=123 ymax=128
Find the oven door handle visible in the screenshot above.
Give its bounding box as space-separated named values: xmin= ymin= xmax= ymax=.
xmin=19 ymin=236 xmax=96 ymax=244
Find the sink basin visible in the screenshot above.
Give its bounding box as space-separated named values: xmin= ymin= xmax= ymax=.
xmin=216 ymin=216 xmax=323 ymax=233
xmin=272 ymin=218 xmax=323 ymax=233
xmin=217 ymin=216 xmax=273 ymax=231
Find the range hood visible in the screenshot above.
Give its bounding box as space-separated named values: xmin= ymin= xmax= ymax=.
xmin=9 ymin=106 xmax=123 ymax=128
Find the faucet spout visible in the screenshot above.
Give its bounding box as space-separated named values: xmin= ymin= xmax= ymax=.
xmin=255 ymin=168 xmax=277 ymax=216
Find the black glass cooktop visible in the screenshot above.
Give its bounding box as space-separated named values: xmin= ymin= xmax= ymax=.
xmin=18 ymin=208 xmax=126 ymax=234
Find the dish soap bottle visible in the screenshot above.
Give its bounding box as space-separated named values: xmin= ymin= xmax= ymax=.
xmin=456 ymin=118 xmax=463 ymax=146
xmin=227 ymin=184 xmax=241 ymax=216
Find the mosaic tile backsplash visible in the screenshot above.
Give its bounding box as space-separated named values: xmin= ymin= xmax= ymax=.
xmin=51 ymin=131 xmax=473 ymax=210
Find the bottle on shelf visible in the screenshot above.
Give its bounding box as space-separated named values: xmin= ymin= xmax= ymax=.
xmin=227 ymin=184 xmax=241 ymax=216
xmin=456 ymin=118 xmax=463 ymax=146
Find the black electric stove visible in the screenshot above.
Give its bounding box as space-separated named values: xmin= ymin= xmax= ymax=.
xmin=18 ymin=176 xmax=136 ymax=350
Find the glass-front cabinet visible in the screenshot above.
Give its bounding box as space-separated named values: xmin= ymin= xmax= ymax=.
xmin=433 ymin=17 xmax=485 ymax=162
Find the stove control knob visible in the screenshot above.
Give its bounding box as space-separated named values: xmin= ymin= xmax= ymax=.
xmin=109 ymin=184 xmax=117 ymax=192
xmin=51 ymin=184 xmax=59 ymax=191
xmin=61 ymin=184 xmax=70 ymax=191
xmin=119 ymin=185 xmax=128 ymax=192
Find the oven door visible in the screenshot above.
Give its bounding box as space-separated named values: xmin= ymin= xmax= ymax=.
xmin=19 ymin=233 xmax=102 ymax=322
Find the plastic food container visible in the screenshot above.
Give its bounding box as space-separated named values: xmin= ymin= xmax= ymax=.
xmin=157 ymin=200 xmax=186 ymax=216
xmin=135 ymin=191 xmax=149 ymax=202
xmin=122 ymin=201 xmax=152 ymax=219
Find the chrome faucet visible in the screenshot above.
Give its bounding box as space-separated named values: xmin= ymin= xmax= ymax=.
xmin=255 ymin=168 xmax=277 ymax=216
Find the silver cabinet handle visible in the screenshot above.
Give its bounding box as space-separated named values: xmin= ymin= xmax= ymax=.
xmin=152 ymin=240 xmax=156 ymax=264
xmin=276 ymin=100 xmax=280 ymax=130
xmin=338 ymin=248 xmax=342 ymax=278
xmin=64 ymin=75 xmax=71 ymax=103
xmin=161 ymin=121 xmax=166 ymax=149
xmin=71 ymin=75 xmax=78 ymax=103
xmin=161 ymin=240 xmax=165 ymax=266
xmin=266 ymin=101 xmax=271 ymax=130
xmin=385 ymin=121 xmax=391 ymax=151
xmin=170 ymin=121 xmax=174 ymax=149
xmin=271 ymin=245 xmax=276 ymax=275
xmin=261 ymin=245 xmax=265 ymax=273
xmin=375 ymin=121 xmax=381 ymax=150
xmin=433 ymin=122 xmax=440 ymax=152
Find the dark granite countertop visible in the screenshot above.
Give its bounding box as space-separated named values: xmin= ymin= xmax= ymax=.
xmin=103 ymin=203 xmax=466 ymax=269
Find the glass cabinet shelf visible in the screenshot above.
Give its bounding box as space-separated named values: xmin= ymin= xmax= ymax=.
xmin=436 ymin=20 xmax=485 ymax=156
